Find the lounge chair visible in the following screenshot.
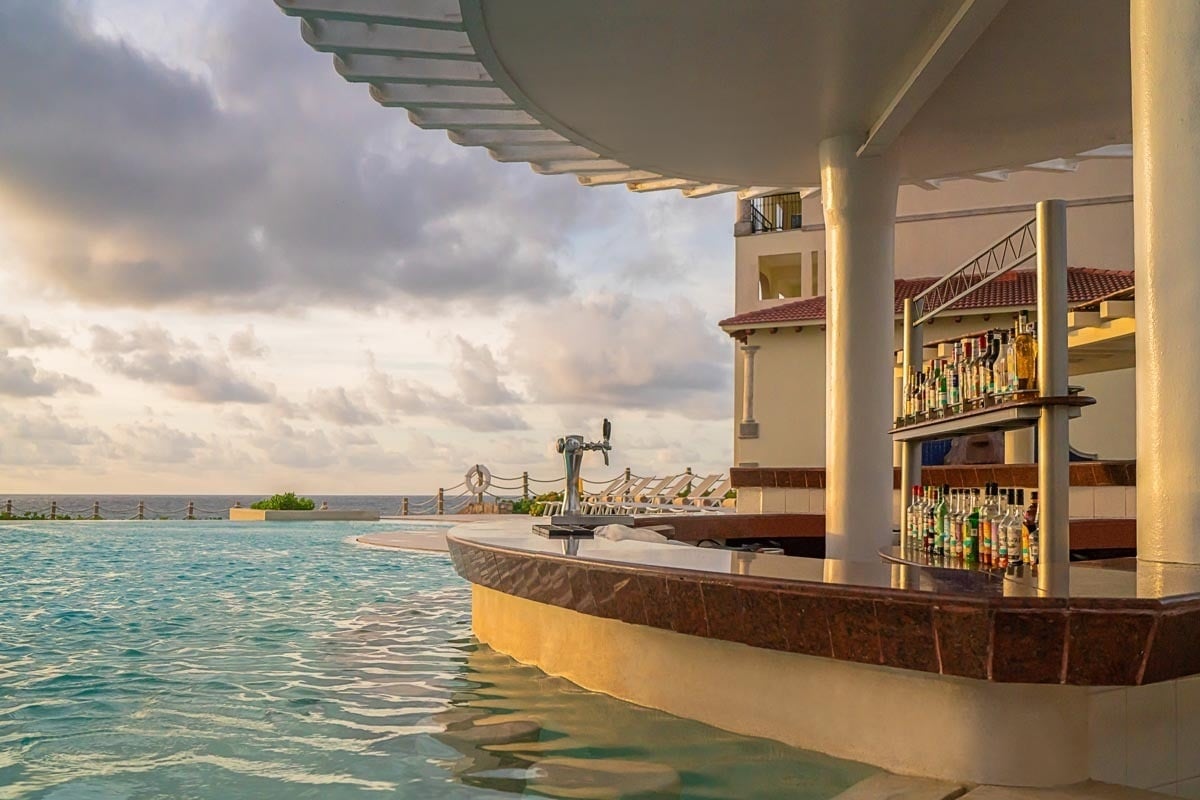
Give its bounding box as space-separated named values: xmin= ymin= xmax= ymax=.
xmin=613 ymin=474 xmax=695 ymax=514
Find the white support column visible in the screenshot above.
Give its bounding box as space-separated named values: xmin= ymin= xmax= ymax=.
xmin=1036 ymin=199 xmax=1069 ymax=593
xmin=899 ymin=298 xmax=923 ymax=541
xmin=1132 ymin=0 xmax=1200 ymax=564
xmin=739 ymin=344 xmax=760 ymax=439
xmin=819 ymin=134 xmax=900 ymax=562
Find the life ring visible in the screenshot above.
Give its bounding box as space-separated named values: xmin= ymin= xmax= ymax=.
xmin=465 ymin=464 xmax=492 ymax=494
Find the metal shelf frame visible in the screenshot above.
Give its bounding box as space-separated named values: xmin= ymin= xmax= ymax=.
xmin=895 ymin=200 xmax=1074 ymax=592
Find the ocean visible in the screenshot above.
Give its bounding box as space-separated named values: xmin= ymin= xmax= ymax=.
xmin=0 ymin=493 xmax=497 ymax=520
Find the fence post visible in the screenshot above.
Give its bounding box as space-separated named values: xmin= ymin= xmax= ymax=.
xmin=624 ymin=466 xmax=631 ymax=482
xmin=402 ymin=497 xmax=409 ymax=516
xmin=4 ymin=500 xmax=10 ymax=515
xmin=137 ymin=501 xmax=145 ymax=520
xmin=437 ymin=488 xmax=444 ymax=515
xmin=92 ymin=501 xmax=100 ymax=520
xmin=187 ymin=501 xmax=195 ymax=520
xmin=522 ymin=471 xmax=530 ymax=499
xmin=50 ymin=501 xmax=57 ymax=520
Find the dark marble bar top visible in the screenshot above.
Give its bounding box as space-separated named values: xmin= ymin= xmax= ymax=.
xmin=448 ymin=518 xmax=1200 ymax=685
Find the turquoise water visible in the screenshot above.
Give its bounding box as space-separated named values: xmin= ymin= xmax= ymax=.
xmin=0 ymin=522 xmax=874 ymax=799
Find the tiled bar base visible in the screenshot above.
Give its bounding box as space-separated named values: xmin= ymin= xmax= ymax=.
xmin=448 ymin=518 xmax=1200 ymax=792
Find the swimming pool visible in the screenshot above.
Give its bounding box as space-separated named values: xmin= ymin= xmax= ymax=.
xmin=0 ymin=521 xmax=875 ymax=798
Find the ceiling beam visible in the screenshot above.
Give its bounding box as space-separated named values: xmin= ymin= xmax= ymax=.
xmin=858 ymin=0 xmax=1008 ymax=157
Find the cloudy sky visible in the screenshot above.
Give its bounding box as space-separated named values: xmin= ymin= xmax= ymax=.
xmin=0 ymin=0 xmax=735 ymax=495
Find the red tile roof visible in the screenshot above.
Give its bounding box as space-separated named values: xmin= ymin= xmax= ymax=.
xmin=718 ymin=268 xmax=1134 ymax=329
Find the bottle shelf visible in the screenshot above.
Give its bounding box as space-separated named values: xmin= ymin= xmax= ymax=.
xmin=890 ymin=395 xmax=1094 ymax=444
xmin=880 ymin=545 xmax=1040 ymax=579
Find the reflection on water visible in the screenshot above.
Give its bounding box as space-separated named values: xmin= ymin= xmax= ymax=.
xmin=0 ymin=522 xmax=874 ymax=799
xmin=428 ymin=645 xmax=876 ymax=799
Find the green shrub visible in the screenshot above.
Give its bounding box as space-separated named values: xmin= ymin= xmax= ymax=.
xmin=251 ymin=492 xmax=316 ymax=511
xmin=520 ymin=489 xmax=561 ymax=520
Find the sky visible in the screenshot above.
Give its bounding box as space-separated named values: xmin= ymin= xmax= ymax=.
xmin=0 ymin=0 xmax=736 ymax=495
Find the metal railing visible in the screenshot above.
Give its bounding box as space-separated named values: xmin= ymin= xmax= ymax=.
xmin=911 ymin=216 xmax=1037 ymax=326
xmin=749 ymin=192 xmax=804 ymax=233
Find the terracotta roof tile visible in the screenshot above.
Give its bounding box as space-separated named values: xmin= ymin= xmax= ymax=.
xmin=718 ymin=268 xmax=1134 ymax=328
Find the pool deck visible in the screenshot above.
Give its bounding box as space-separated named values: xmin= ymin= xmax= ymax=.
xmin=357 ymin=515 xmax=512 ymax=553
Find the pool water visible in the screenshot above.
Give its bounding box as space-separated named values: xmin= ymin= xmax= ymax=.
xmin=0 ymin=522 xmax=875 ymax=798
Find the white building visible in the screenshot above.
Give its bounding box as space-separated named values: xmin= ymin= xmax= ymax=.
xmin=722 ymin=158 xmax=1136 ymax=470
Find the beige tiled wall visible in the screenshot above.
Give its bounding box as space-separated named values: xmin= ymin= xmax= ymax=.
xmin=1088 ymin=675 xmax=1200 ymax=796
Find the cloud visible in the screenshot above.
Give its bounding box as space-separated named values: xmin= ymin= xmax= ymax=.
xmin=0 ymin=351 xmax=93 ymax=397
xmin=451 ymin=337 xmax=521 ymax=405
xmin=0 ymin=316 xmax=68 ymax=349
xmin=506 ymin=293 xmax=731 ymax=418
xmin=309 ymin=386 xmax=383 ymax=427
xmin=0 ymin=0 xmax=574 ymax=311
xmin=0 ymin=404 xmax=108 ymax=466
xmin=366 ymin=355 xmax=528 ymax=432
xmin=228 ymin=325 xmax=268 ymax=358
xmin=112 ymin=421 xmax=206 ymax=464
xmin=91 ymin=323 xmax=273 ymax=404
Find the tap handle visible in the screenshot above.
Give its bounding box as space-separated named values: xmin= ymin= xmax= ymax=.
xmin=602 ymin=448 xmax=610 ymax=467
xmin=602 ymin=418 xmax=611 ymax=443
xmin=555 ymin=437 xmax=566 ymax=454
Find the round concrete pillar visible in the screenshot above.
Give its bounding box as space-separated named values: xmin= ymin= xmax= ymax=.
xmin=819 ymin=135 xmax=900 ymax=561
xmin=1132 ymin=0 xmax=1200 ymax=563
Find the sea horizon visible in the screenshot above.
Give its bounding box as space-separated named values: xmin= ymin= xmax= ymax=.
xmin=0 ymin=492 xmax=517 ymax=519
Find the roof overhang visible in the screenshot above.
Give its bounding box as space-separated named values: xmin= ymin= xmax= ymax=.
xmin=279 ymin=0 xmax=1132 ymax=196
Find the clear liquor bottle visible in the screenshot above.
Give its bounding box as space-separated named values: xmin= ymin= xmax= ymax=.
xmin=935 ymin=484 xmax=950 ymax=554
xmin=907 ymin=485 xmax=922 ymax=547
xmin=993 ymin=331 xmax=1009 ymax=399
xmin=1016 ymin=488 xmax=1029 ymax=564
xmin=950 ymin=489 xmax=965 ymax=558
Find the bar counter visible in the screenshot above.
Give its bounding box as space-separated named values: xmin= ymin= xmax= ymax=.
xmin=449 ymin=517 xmax=1200 ymax=687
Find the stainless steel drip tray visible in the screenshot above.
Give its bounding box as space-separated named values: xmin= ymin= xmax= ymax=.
xmin=549 ymin=515 xmax=634 ymax=527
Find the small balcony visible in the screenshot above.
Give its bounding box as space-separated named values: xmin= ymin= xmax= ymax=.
xmin=737 ymin=192 xmax=804 ymax=235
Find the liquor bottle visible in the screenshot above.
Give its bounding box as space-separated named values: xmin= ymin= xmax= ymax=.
xmin=1005 ymin=330 xmax=1018 ymax=393
xmin=985 ymin=334 xmax=1000 ymax=398
xmin=1014 ymin=311 xmax=1037 ymax=392
xmin=1003 ymin=489 xmax=1022 ymax=568
xmin=965 ymin=488 xmax=981 ymax=562
xmin=978 ymin=484 xmax=993 ymax=566
xmin=924 ymin=486 xmax=938 ymax=553
xmin=936 ymin=484 xmax=950 ymax=554
xmin=937 ymin=363 xmax=948 ymax=412
xmin=1016 ymin=488 xmax=1029 ymax=564
xmin=948 ymin=489 xmax=962 ymax=558
xmin=961 ymin=340 xmax=973 ymax=403
xmin=907 ymin=486 xmax=922 ymax=547
xmin=1025 ymin=489 xmax=1040 ymax=566
xmin=997 ymin=488 xmax=1013 ymax=568
xmin=993 ymin=332 xmax=1009 ymax=399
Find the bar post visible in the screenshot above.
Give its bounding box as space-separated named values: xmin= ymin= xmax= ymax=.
xmin=899 ymin=298 xmax=923 ymax=545
xmin=1036 ymin=199 xmax=1069 ymax=592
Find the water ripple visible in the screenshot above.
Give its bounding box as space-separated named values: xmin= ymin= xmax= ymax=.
xmin=0 ymin=521 xmax=874 ymax=799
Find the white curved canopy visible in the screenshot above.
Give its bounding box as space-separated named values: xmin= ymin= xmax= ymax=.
xmin=277 ymin=0 xmax=1132 ymax=196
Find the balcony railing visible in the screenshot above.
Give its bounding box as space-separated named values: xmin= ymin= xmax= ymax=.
xmin=749 ymin=192 xmax=803 ymax=233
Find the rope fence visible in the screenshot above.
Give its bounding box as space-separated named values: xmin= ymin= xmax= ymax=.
xmin=394 ymin=465 xmax=716 ymax=517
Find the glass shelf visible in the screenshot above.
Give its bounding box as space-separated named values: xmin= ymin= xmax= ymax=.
xmin=890 ymin=395 xmax=1094 ymax=444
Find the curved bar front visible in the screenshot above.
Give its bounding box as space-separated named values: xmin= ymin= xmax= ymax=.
xmin=447 ymin=518 xmax=1200 ymax=789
